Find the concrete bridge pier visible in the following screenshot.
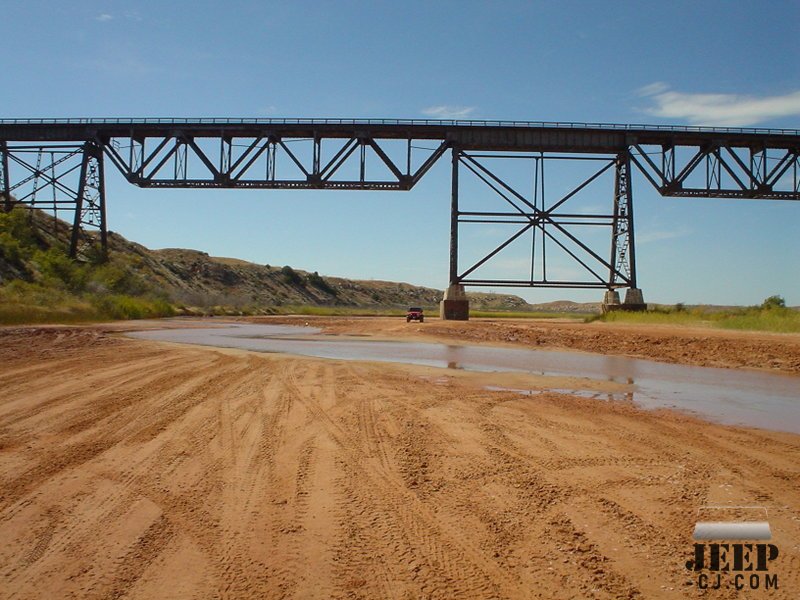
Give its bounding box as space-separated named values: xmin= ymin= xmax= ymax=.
xmin=440 ymin=283 xmax=469 ymax=320
xmin=602 ymin=288 xmax=647 ymax=313
xmin=624 ymin=287 xmax=646 ymax=308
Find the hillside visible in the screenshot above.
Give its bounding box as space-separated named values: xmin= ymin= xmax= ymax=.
xmin=0 ymin=208 xmax=536 ymax=320
xmin=135 ymin=247 xmax=533 ymax=311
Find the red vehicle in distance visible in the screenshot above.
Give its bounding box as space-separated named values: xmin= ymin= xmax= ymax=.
xmin=406 ymin=307 xmax=424 ymax=323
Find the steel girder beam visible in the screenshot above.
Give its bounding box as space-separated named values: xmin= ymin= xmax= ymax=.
xmin=450 ymin=149 xmax=636 ymax=291
xmin=630 ymin=142 xmax=800 ymax=199
xmin=87 ymin=132 xmax=800 ymax=198
xmin=101 ymin=132 xmax=449 ymax=190
xmin=1 ymin=142 xmax=107 ymax=259
xmin=1 ymin=117 xmax=799 ymax=155
xmin=2 ymin=118 xmax=799 ymax=197
xmin=2 ymin=119 xmax=799 ymax=289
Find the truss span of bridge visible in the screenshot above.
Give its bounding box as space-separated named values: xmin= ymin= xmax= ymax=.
xmin=2 ymin=118 xmax=799 ymax=319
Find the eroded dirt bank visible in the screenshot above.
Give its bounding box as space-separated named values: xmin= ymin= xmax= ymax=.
xmin=1 ymin=327 xmax=799 ymax=599
xmin=246 ymin=315 xmax=800 ymax=374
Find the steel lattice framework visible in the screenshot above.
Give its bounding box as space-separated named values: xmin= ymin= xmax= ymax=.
xmin=1 ymin=118 xmax=798 ymax=309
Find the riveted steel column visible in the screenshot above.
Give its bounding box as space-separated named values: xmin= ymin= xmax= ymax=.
xmin=97 ymin=147 xmax=108 ymax=256
xmin=449 ymin=146 xmax=459 ymax=285
xmin=69 ymin=147 xmax=90 ymax=258
xmin=606 ymin=150 xmax=645 ymax=311
xmin=69 ymin=142 xmax=108 ymax=260
xmin=624 ymin=151 xmax=638 ymax=290
xmin=441 ymin=146 xmax=469 ymax=320
xmin=1 ymin=141 xmax=11 ymax=212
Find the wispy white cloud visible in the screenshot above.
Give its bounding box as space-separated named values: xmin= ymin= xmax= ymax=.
xmin=421 ymin=105 xmax=476 ymax=119
xmin=637 ymin=83 xmax=800 ymax=127
xmin=94 ymin=11 xmax=142 ymax=23
xmin=637 ymin=82 xmax=668 ymax=97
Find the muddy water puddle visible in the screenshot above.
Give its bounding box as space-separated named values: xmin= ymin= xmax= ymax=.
xmin=127 ymin=323 xmax=800 ymax=434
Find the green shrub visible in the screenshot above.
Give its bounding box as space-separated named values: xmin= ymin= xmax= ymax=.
xmin=593 ymin=302 xmax=800 ymax=333
xmin=0 ymin=279 xmax=96 ymax=324
xmin=90 ymin=294 xmax=175 ymax=320
xmin=0 ymin=210 xmax=178 ymax=324
xmin=0 ymin=208 xmax=37 ymax=266
xmin=0 ymin=232 xmax=26 ymax=265
xmin=280 ymin=265 xmax=303 ymax=286
xmin=0 ymin=207 xmax=36 ymax=246
xmin=761 ymin=295 xmax=786 ymax=310
xmin=32 ymin=247 xmax=88 ymax=290
xmin=306 ymin=271 xmax=337 ymax=295
xmin=594 ymin=310 xmax=704 ymax=326
xmin=88 ymin=262 xmax=149 ymax=295
xmin=715 ymin=310 xmax=800 ymax=333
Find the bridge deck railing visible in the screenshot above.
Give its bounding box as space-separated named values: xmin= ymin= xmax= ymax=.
xmin=1 ymin=117 xmax=798 ymax=136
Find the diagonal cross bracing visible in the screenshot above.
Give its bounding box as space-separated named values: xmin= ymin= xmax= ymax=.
xmin=0 ymin=118 xmax=798 ymax=270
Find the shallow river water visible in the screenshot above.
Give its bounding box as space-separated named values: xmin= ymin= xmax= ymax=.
xmin=127 ymin=323 xmax=800 ymax=434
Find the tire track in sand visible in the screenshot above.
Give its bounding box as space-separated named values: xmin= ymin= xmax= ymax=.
xmin=285 ymin=364 xmax=516 ymax=599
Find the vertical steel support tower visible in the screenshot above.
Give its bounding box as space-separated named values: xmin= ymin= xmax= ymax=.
xmin=607 ymin=150 xmax=645 ymax=309
xmin=449 ymin=146 xmax=459 ymax=286
xmin=1 ymin=141 xmax=11 ymax=212
xmin=439 ymin=146 xmax=470 ymax=320
xmin=69 ymin=142 xmax=108 ymax=259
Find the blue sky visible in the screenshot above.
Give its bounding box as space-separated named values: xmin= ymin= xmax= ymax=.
xmin=3 ymin=1 xmax=799 ymax=305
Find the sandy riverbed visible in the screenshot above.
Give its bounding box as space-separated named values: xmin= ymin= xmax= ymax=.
xmin=0 ymin=320 xmax=798 ymax=599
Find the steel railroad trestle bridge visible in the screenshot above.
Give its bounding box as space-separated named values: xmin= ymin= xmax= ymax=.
xmin=1 ymin=118 xmax=799 ymax=319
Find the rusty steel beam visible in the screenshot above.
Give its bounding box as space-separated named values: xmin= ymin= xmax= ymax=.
xmin=1 ymin=117 xmax=798 ymax=277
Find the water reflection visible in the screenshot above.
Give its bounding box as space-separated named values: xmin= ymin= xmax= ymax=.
xmin=444 ymin=345 xmax=464 ymax=370
xmin=127 ymin=323 xmax=800 ymax=434
xmin=485 ymin=386 xmax=636 ymax=403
